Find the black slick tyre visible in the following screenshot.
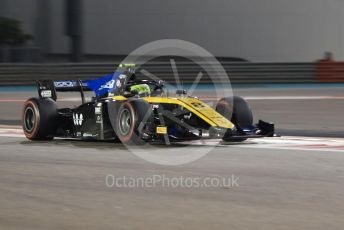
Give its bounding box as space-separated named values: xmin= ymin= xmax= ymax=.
xmin=22 ymin=98 xmax=57 ymax=140
xmin=114 ymin=100 xmax=152 ymax=145
xmin=216 ymin=96 xmax=253 ymax=128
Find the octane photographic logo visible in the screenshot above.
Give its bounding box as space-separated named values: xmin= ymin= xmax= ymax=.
xmin=109 ymin=39 xmax=233 ymax=166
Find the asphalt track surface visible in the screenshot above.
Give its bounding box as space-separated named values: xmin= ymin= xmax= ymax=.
xmin=0 ymin=85 xmax=344 ymax=229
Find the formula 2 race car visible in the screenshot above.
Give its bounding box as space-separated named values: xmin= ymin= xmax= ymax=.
xmin=22 ymin=64 xmax=274 ymax=144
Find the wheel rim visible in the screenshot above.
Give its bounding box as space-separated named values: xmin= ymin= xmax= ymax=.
xmin=24 ymin=107 xmax=35 ymax=132
xmin=119 ymin=108 xmax=132 ymax=136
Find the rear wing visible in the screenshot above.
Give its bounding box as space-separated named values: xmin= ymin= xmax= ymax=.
xmin=36 ymin=70 xmax=129 ymax=103
xmin=37 ymin=79 xmax=90 ymax=103
xmin=53 ymin=80 xmax=91 ymax=92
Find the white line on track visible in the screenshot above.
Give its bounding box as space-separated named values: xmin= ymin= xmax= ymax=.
xmin=1 ymin=96 xmax=344 ymax=103
xmin=245 ymin=96 xmax=344 ymax=100
xmin=1 ymin=128 xmax=344 ymax=153
xmin=0 ymin=98 xmax=88 ymax=103
xmin=233 ymin=136 xmax=344 ymax=152
xmin=187 ymin=136 xmax=344 ymax=152
xmin=0 ymin=128 xmax=25 ymax=137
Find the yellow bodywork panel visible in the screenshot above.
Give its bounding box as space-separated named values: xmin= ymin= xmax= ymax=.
xmin=179 ymin=97 xmax=234 ymax=129
xmin=156 ymin=126 xmax=168 ymax=134
xmin=112 ymin=96 xmax=127 ymax=101
xmin=144 ymin=97 xmax=234 ymax=129
xmin=110 ymin=96 xmax=234 ymax=129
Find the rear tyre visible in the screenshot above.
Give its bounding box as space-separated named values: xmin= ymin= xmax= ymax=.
xmin=216 ymin=96 xmax=253 ymax=128
xmin=22 ymin=98 xmax=58 ymax=140
xmin=114 ymin=100 xmax=152 ymax=145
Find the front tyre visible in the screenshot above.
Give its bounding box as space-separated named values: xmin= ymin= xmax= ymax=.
xmin=114 ymin=100 xmax=152 ymax=145
xmin=216 ymin=96 xmax=253 ymax=128
xmin=22 ymin=98 xmax=58 ymax=140
xmin=216 ymin=96 xmax=253 ymax=142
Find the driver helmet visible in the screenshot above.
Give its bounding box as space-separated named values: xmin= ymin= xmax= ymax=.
xmin=129 ymin=84 xmax=151 ymax=96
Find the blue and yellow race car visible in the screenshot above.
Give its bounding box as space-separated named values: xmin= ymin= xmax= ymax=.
xmin=22 ymin=65 xmax=274 ymax=144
